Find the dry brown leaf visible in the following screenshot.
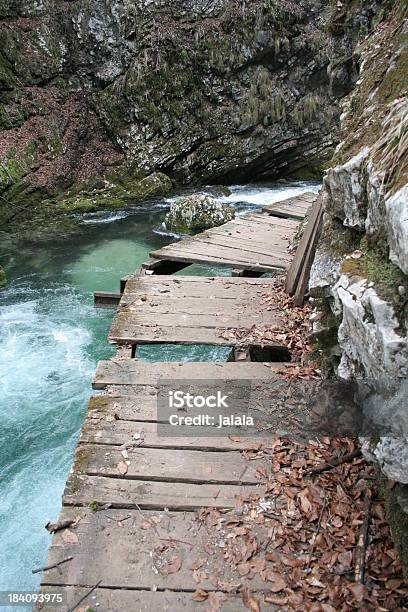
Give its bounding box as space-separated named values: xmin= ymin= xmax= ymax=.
xmin=207 ymin=592 xmax=227 ymax=611
xmin=61 ymin=529 xmax=78 ymax=545
xmin=264 ymin=593 xmax=289 ymax=605
xmin=241 ymin=587 xmax=260 ymax=612
xmin=237 ymin=562 xmax=251 ymax=576
xmin=192 ymin=589 xmax=208 ymax=602
xmin=117 ymin=461 xmax=128 ymax=475
xmin=348 ymin=583 xmax=366 ymax=601
xmin=191 ymin=558 xmax=206 ymax=571
xmin=161 ymin=555 xmax=182 ymax=575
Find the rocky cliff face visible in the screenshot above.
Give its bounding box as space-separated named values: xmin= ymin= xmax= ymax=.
xmin=0 ymin=0 xmax=380 ymax=235
xmin=309 ymin=0 xmax=408 ymax=564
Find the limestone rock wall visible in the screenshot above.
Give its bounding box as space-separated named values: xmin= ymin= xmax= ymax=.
xmin=309 ymin=2 xmax=408 ymax=488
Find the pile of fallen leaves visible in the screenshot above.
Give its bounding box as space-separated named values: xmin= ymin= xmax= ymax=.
xmin=218 ymin=275 xmax=314 ymax=368
xmin=190 ymin=437 xmax=407 ymax=610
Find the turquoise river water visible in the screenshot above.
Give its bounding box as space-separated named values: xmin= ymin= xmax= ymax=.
xmin=0 ymin=182 xmax=320 ymax=603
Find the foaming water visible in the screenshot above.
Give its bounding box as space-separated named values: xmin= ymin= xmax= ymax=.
xmin=0 ymin=181 xmax=319 ymax=603
xmin=0 ymin=282 xmax=101 ymax=596
xmin=219 ymin=181 xmax=320 ymax=213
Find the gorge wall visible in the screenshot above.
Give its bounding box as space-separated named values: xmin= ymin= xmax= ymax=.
xmin=309 ymin=0 xmax=408 ymax=564
xmin=0 ymin=0 xmax=380 ymax=237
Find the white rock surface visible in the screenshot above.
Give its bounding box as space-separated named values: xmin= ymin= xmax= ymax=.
xmin=323 ymin=147 xmax=370 ymax=229
xmin=386 ymin=185 xmax=408 ymax=275
xmin=332 ymin=274 xmax=408 ymax=379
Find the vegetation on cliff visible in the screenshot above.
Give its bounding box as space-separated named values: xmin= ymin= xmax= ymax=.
xmin=0 ymin=0 xmax=381 ymax=238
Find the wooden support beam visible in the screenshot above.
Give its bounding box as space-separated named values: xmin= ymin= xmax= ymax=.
xmin=93 ymin=292 xmax=121 ymax=308
xmin=142 ymin=257 xmax=190 ymax=275
xmin=234 ymin=347 xmax=251 ymax=361
xmin=231 ymin=268 xmax=264 ymax=278
xmin=285 ymin=196 xmax=322 ymax=298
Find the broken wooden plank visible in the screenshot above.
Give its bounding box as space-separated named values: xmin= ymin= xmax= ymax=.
xmin=293 ymin=202 xmax=324 ymax=305
xmin=149 ymin=210 xmax=300 ymax=272
xmin=64 ymin=474 xmax=261 ymax=511
xmin=142 ymin=258 xmax=190 ymax=275
xmin=73 ymin=444 xmax=266 ymax=485
xmin=285 ymin=195 xmax=322 ymax=296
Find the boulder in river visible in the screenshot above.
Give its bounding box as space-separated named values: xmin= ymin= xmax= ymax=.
xmin=164 ymin=195 xmax=235 ymax=235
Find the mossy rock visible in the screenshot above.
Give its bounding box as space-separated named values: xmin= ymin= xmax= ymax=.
xmin=115 ymin=172 xmax=173 ymax=202
xmin=164 ymin=194 xmax=235 ymax=235
xmin=0 ymin=264 xmax=6 ymax=287
xmin=58 ymin=172 xmax=173 ymax=213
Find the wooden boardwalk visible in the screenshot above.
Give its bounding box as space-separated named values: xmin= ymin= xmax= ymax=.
xmin=108 ymin=275 xmax=290 ymax=351
xmin=38 ymin=193 xmax=317 ymax=611
xmin=261 ymin=191 xmax=315 ymax=220
xmin=148 ymin=213 xmax=302 ymax=274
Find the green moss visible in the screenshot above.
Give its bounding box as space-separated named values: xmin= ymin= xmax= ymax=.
xmin=334 ymin=7 xmax=408 ymax=167
xmin=340 ymin=237 xmax=407 ymax=304
xmin=0 ymin=264 xmax=6 ymax=288
xmin=58 ymin=172 xmax=173 ymax=213
xmin=292 ymin=93 xmax=320 ymax=128
xmin=0 ymin=145 xmax=36 ymax=194
xmin=88 ymin=396 xmax=109 ymax=411
xmin=58 ymin=195 xmax=124 ymax=214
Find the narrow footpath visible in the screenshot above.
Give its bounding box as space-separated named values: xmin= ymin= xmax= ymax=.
xmin=36 ymin=193 xmax=406 ymax=611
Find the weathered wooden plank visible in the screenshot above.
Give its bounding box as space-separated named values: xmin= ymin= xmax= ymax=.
xmin=285 ymin=196 xmax=323 ymax=296
xmin=93 ymin=361 xmax=288 ymax=389
xmin=64 ymin=474 xmax=262 ymax=510
xmin=300 ymin=191 xmax=318 ymax=202
xmin=40 ymin=508 xmax=271 ymax=594
xmin=120 ymin=297 xmax=277 ymax=314
xmin=152 ymin=242 xmax=290 ymax=267
xmin=111 ymin=310 xmax=281 ymax=329
xmin=36 ymin=586 xmax=245 ymax=612
xmin=149 ymin=249 xmax=289 ymax=272
xmin=262 ymin=200 xmax=312 ymax=221
xmin=73 ymin=444 xmax=265 ymax=485
xmin=203 ymin=221 xmax=296 ymax=237
xmin=125 ymin=275 xmax=277 ymax=289
xmin=294 ymin=203 xmax=324 ymax=306
xmin=81 ymin=417 xmax=277 ymax=451
xmin=88 ymin=395 xmax=159 ymax=422
xmin=149 ymin=211 xmax=300 ymax=271
xmin=94 ymin=291 xmax=121 ymax=308
xmin=182 ymin=235 xmax=292 ymax=261
xmin=261 ymin=193 xmax=316 ymax=218
xmin=108 ymin=322 xmax=284 ymax=345
xmin=244 ymin=213 xmax=299 ymax=228
xmin=108 ymin=324 xmax=248 ymax=346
